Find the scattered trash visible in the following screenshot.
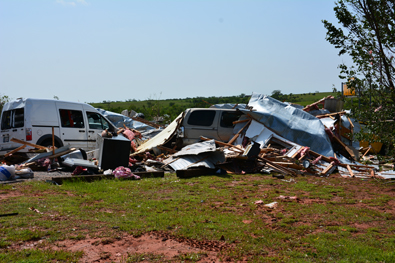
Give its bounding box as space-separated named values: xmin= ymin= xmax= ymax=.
xmin=263 ymin=202 xmax=278 ymax=209
xmin=113 ymin=166 xmax=140 ymax=180
xmin=0 ymin=165 xmax=15 ymax=181
xmin=29 ymin=207 xmax=43 ymax=214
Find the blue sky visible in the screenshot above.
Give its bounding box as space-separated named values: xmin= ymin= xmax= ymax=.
xmin=0 ymin=0 xmax=347 ymax=103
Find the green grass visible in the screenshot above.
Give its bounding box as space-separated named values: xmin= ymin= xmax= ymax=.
xmin=1 ymin=173 xmax=394 ymax=262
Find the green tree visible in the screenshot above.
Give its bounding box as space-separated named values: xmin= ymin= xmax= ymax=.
xmin=271 ymin=90 xmax=284 ymax=101
xmin=0 ymin=94 xmax=10 ymax=113
xmin=323 ymin=0 xmax=395 ymax=152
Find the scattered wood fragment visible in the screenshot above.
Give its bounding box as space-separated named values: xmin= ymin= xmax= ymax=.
xmin=157 ymin=146 xmax=178 ymax=154
xmin=4 ymin=145 xmax=26 ymax=157
xmin=228 ymin=119 xmax=251 ymax=145
xmin=316 ymin=111 xmax=347 ymax=118
xmin=200 ymin=136 xmax=244 ymax=153
xmin=10 ymin=138 xmax=47 ymax=150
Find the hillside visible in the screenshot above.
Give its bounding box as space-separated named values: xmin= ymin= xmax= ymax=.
xmin=90 ymin=91 xmax=338 ymax=121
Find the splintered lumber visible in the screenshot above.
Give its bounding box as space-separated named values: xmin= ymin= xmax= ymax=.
xmin=321 ymin=162 xmax=337 ymax=176
xmin=11 ymin=138 xmax=47 ymax=150
xmin=257 ymin=156 xmax=297 ymax=176
xmin=157 ymin=145 xmax=178 ymax=154
xmin=272 ymin=162 xmax=305 ymax=170
xmin=200 ymin=136 xmax=244 ymax=152
xmin=303 ymin=96 xmax=334 ymax=111
xmin=131 ymin=116 xmax=164 ymax=129
xmin=4 ymin=145 xmax=26 ymax=157
xmin=291 ymin=147 xmax=304 ymax=158
xmin=232 ymin=119 xmax=250 ymax=125
xmin=316 ymin=111 xmax=346 ymax=118
xmin=346 ymin=164 xmax=354 ymax=177
xmin=228 ymin=119 xmax=251 ymax=145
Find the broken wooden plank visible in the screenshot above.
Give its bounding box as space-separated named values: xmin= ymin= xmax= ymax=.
xmin=272 ymin=161 xmax=305 ymax=170
xmin=346 ymin=164 xmax=354 ymax=177
xmin=228 ymin=119 xmax=251 ymax=145
xmin=200 ymin=136 xmax=244 ymax=152
xmin=321 ymin=162 xmax=336 ymax=176
xmin=316 ymin=111 xmax=347 ymax=118
xmin=257 ymin=156 xmax=297 ymax=176
xmin=11 ymin=138 xmax=48 ymax=150
xmin=4 ymin=145 xmax=26 ymax=157
xmin=232 ymin=119 xmax=250 ymax=125
xmin=157 ymin=145 xmax=178 ymax=154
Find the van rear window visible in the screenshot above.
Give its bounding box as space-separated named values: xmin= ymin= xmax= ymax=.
xmin=59 ymin=109 xmax=84 ymax=128
xmin=1 ymin=108 xmax=24 ymax=130
xmin=187 ymin=110 xmax=216 ymax=126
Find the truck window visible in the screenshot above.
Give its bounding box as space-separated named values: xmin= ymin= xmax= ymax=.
xmin=59 ymin=109 xmax=85 ymax=128
xmin=220 ymin=111 xmax=243 ymax=128
xmin=87 ymin=112 xmax=110 ymax=130
xmin=1 ymin=108 xmax=24 ymax=130
xmin=187 ymin=110 xmax=216 ymax=126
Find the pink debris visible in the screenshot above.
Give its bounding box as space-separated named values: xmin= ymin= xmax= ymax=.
xmin=113 ymin=166 xmax=140 ymax=180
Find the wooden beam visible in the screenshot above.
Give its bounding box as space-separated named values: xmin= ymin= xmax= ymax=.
xmin=200 ymin=136 xmax=244 ymax=152
xmin=316 ymin=111 xmax=346 ymax=118
xmin=228 ymin=119 xmax=251 ymax=145
xmin=346 ymin=164 xmax=354 ymax=177
xmin=4 ymin=145 xmax=26 ymax=157
xmin=10 ymin=138 xmax=47 ymax=150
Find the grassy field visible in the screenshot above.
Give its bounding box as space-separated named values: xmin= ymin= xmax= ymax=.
xmin=1 ymin=173 xmax=394 ymax=262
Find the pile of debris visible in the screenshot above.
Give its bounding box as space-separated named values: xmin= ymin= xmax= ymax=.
xmin=1 ymin=93 xmax=394 ymax=182
xmin=130 ymin=93 xmax=395 ymax=179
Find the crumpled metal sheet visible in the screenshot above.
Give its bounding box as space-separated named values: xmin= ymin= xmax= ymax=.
xmin=165 ymin=151 xmax=225 ymax=171
xmin=209 ymin=103 xmax=247 ymax=109
xmin=241 ymin=93 xmax=334 ymax=157
xmin=132 ymin=113 xmax=184 ymax=155
xmin=173 ymin=139 xmax=216 ymax=157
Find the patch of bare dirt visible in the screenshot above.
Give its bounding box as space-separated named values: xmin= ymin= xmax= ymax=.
xmin=14 ymin=232 xmax=225 ymax=262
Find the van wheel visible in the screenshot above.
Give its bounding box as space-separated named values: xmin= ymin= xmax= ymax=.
xmin=39 ymin=139 xmax=61 ymax=149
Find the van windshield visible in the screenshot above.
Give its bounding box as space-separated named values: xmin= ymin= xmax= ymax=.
xmin=87 ymin=112 xmax=111 ymax=130
xmin=1 ymin=108 xmax=24 ymax=130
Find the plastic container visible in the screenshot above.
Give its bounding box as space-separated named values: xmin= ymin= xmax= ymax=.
xmin=0 ymin=165 xmax=16 ymax=181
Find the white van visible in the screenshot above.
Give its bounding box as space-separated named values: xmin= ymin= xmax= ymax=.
xmin=0 ymin=98 xmax=117 ymax=154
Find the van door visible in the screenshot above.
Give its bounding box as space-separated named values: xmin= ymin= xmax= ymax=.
xmin=183 ymin=109 xmax=220 ymax=142
xmin=0 ymin=108 xmax=25 ymax=151
xmin=217 ymin=111 xmax=244 ymax=141
xmin=85 ymin=111 xmax=112 ymax=150
xmin=56 ymin=102 xmax=88 ymax=149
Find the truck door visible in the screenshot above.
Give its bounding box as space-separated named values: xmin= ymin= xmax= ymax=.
xmin=85 ymin=111 xmax=112 ymax=150
xmin=56 ymin=102 xmax=88 ymax=149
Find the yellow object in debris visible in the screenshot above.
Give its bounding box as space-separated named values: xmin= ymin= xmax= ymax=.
xmin=359 ymin=141 xmax=383 ymax=154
